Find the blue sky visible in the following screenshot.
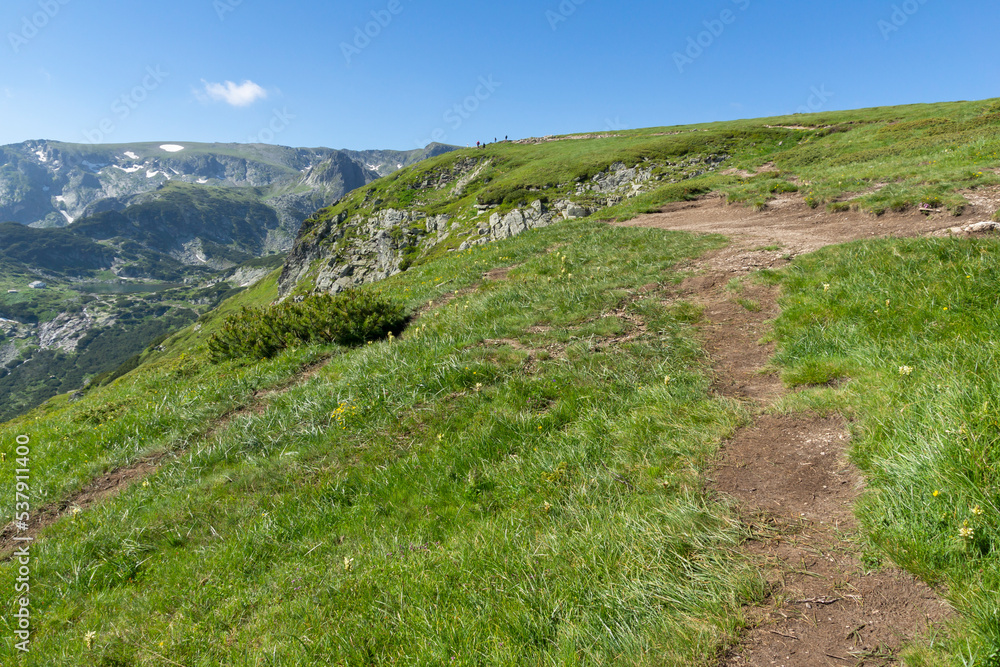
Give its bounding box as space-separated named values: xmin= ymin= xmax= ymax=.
xmin=1 ymin=0 xmax=997 ymax=151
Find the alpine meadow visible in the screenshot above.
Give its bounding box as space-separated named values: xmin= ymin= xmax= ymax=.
xmin=1 ymin=95 xmax=1000 ymax=665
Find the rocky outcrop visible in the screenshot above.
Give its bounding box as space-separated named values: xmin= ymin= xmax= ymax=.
xmin=278 ymin=200 xmax=559 ymax=296
xmin=575 ymin=155 xmax=728 ymax=207
xmin=460 ymin=201 xmax=558 ymax=250
xmin=451 ymin=160 xmax=491 ymax=197
xmin=37 ymin=312 xmax=97 ymax=352
xmin=415 ymin=157 xmax=487 ymax=191
xmin=280 ymin=208 xmax=428 ymax=295
xmin=227 ymin=266 xmax=277 ymax=288
xmin=0 ymin=341 xmax=20 ymax=366
xmin=587 ymin=162 xmax=655 ymax=194
xmin=945 ymin=221 xmax=1000 ymax=235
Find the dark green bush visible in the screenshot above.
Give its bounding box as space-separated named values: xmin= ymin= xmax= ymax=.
xmin=208 ymin=290 xmax=408 ymax=363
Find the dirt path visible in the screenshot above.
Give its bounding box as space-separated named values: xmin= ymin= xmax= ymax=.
xmin=617 ymin=194 xmax=969 ymax=665
xmin=0 ymin=356 xmax=331 ymax=558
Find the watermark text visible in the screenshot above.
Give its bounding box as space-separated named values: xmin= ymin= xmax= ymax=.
xmin=546 ymin=0 xmax=587 ymax=31
xmin=214 ymin=0 xmax=245 ymax=21
xmin=8 ymin=0 xmax=72 ymax=54
xmin=415 ymin=76 xmax=502 ymax=147
xmin=674 ymin=0 xmax=751 ymax=74
xmin=878 ymin=0 xmax=930 ymax=40
xmin=247 ymin=108 xmax=295 ymax=144
xmin=83 ymin=66 xmax=169 ymax=144
xmin=341 ymin=0 xmax=405 ymax=65
xmin=12 ymin=434 xmax=33 ymax=653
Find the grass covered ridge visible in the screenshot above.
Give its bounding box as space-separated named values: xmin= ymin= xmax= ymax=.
xmin=0 ymin=221 xmax=766 ymax=664
xmin=5 ymin=98 xmax=1000 ymax=664
xmin=302 ymin=98 xmax=1000 ymax=254
xmin=285 ymin=98 xmax=1000 ymax=298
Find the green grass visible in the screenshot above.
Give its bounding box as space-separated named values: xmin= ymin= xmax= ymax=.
xmin=0 ymin=221 xmax=766 ymax=665
xmin=771 ymin=237 xmax=1000 ymax=665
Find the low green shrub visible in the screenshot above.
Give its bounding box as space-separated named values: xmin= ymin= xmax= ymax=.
xmin=208 ymin=290 xmax=408 ymax=362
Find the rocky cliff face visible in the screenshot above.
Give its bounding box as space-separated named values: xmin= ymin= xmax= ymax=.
xmin=277 ymin=150 xmax=727 ymax=298
xmin=277 ymin=198 xmax=566 ymax=296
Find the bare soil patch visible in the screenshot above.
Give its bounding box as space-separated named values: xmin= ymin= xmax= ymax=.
xmin=671 ymin=269 xmax=783 ymax=403
xmin=618 ymin=194 xmax=956 ymax=664
xmin=617 ymin=192 xmax=976 ymax=257
xmin=483 ymin=265 xmax=514 ymax=281
xmin=713 ymin=415 xmax=856 ymax=523
xmin=715 ymin=413 xmax=950 ymax=666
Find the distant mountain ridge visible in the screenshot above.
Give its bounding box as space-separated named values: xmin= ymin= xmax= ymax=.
xmin=0 ymin=140 xmax=456 ymax=229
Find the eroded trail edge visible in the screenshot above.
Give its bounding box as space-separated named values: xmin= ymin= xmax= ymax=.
xmin=619 ymin=195 xmax=961 ymax=666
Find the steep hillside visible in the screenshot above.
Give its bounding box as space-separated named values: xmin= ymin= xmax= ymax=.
xmin=279 ymin=98 xmax=1000 ymax=298
xmin=1 ymin=101 xmax=999 ymax=664
xmin=0 ymin=254 xmax=288 ymax=423
xmin=0 ymin=222 xmax=115 ymax=275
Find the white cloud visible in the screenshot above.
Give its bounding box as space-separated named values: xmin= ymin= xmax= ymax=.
xmin=199 ymin=79 xmax=268 ymax=107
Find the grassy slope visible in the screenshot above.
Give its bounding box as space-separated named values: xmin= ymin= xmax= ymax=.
xmin=1 ymin=222 xmax=763 ymax=665
xmin=2 ymin=99 xmax=1000 ymax=664
xmin=281 ymin=98 xmax=1000 ymax=301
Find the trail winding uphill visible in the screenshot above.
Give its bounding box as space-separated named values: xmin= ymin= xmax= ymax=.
xmin=616 ymin=193 xmax=983 ymax=665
